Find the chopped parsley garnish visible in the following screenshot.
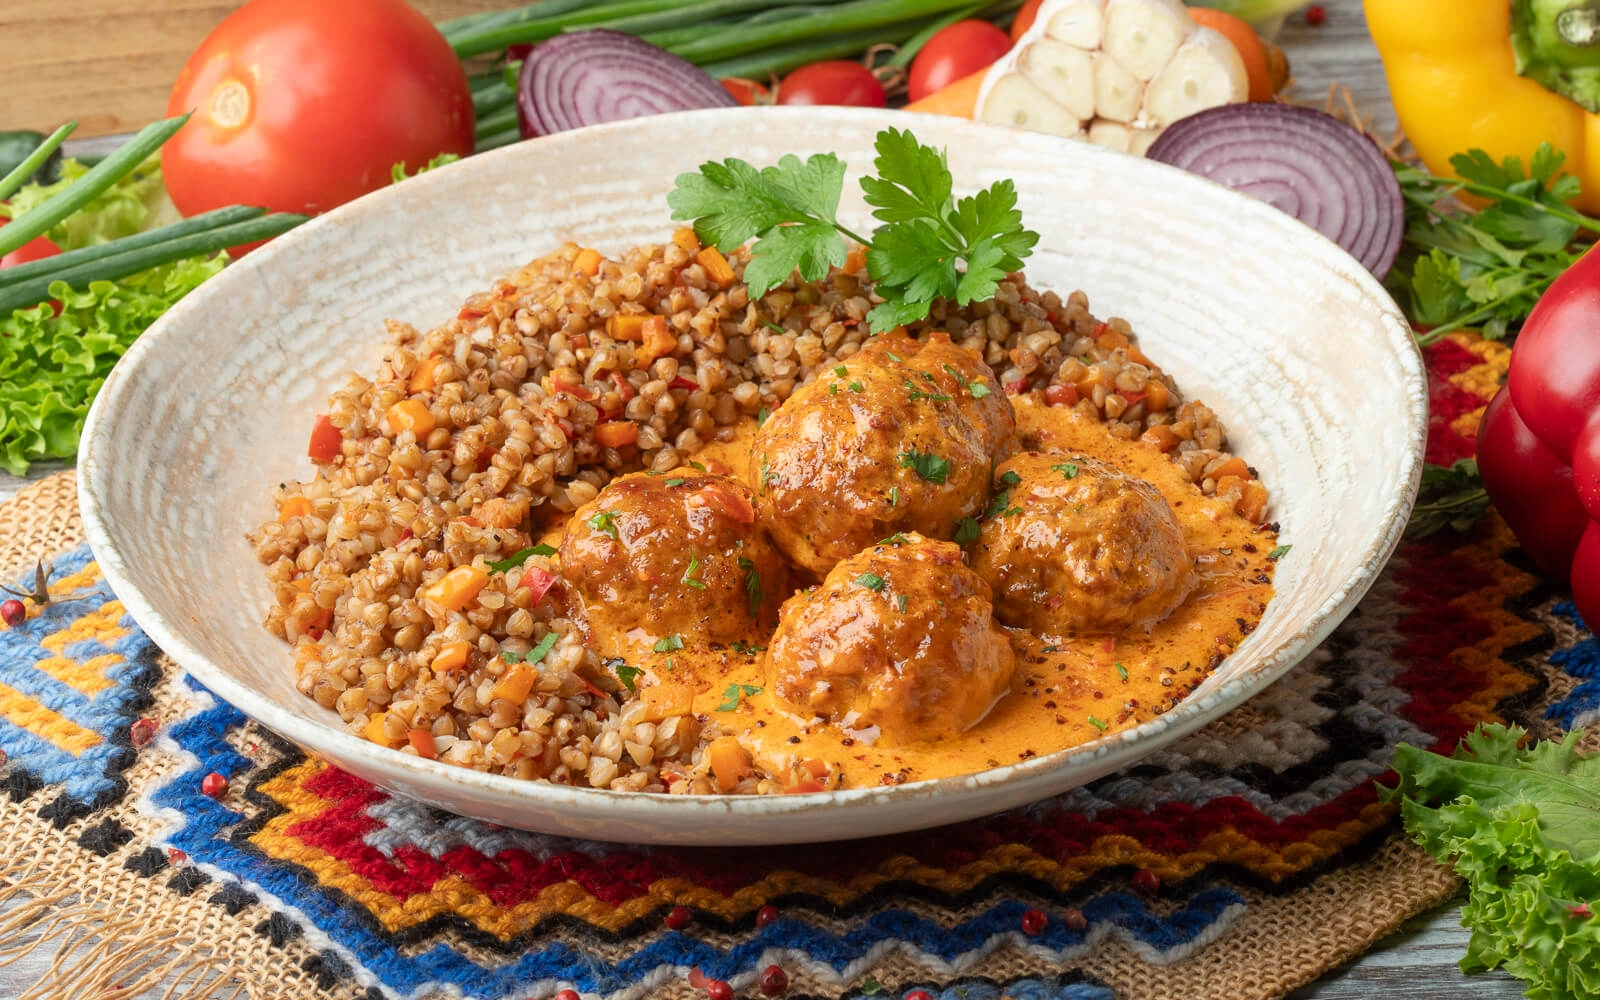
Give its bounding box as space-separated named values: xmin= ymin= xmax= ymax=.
xmin=1115 ymin=662 xmax=1129 ymax=681
xmin=896 ymin=593 xmax=909 ymax=613
xmin=757 ymin=406 xmax=769 ymax=426
xmin=1052 ymin=461 xmax=1080 ymax=480
xmin=953 ymin=517 xmax=981 ymax=545
xmin=519 ymin=631 xmax=559 ymax=665
xmin=1268 ymin=544 xmax=1292 ymax=560
xmin=665 ymin=477 xmax=686 ymax=487
xmin=899 ymin=449 xmax=950 ymax=484
xmin=761 ymin=319 xmax=785 ymax=334
xmin=829 ymin=384 xmax=839 ymax=395
xmin=738 ymin=556 xmax=764 ymax=616
xmin=982 ymin=491 xmax=1015 ymax=520
xmin=943 ymin=363 xmax=992 ymax=398
xmin=889 ymin=486 xmax=899 ymax=507
xmin=855 ymin=572 xmax=886 ymax=591
xmin=653 ymin=634 xmax=684 ymax=654
xmin=904 ymin=377 xmax=952 ymax=403
xmin=997 ymin=469 xmax=1021 ymax=488
xmin=760 ymin=453 xmax=775 ymax=487
xmin=731 ymin=639 xmax=767 ymax=654
xmin=690 ymin=461 xmax=707 ymax=472
xmin=886 ymin=351 xmax=903 ymax=362
xmin=612 ymin=660 xmax=641 ymax=693
xmin=682 ymin=552 xmax=708 ymax=590
xmin=1042 ymin=645 xmax=1060 ymax=653
xmin=848 ymin=380 xmax=864 ymax=393
xmin=834 ymin=364 xmax=849 ymax=377
xmin=717 ymin=683 xmax=763 ymax=711
xmin=878 ymin=532 xmax=910 ymax=546
xmin=1087 ymin=715 xmax=1109 ymax=731
xmin=488 ymin=544 xmax=557 ymax=573
xmin=587 ymin=510 xmax=619 ymax=539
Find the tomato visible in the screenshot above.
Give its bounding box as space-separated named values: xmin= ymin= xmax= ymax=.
xmin=307 ymin=414 xmax=341 ymax=463
xmin=909 ymin=20 xmax=1013 ymax=102
xmin=776 ymin=61 xmax=886 ymax=108
xmin=0 ymin=224 xmax=60 ymax=269
xmin=163 ymin=0 xmax=473 ymax=247
xmin=721 ymin=78 xmax=771 ymax=106
xmin=1011 ymin=0 xmax=1045 ymax=41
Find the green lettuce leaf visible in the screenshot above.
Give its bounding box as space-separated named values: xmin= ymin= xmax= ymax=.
xmin=1385 ymin=724 xmax=1600 ymax=1000
xmin=0 ymin=256 xmax=224 ymax=475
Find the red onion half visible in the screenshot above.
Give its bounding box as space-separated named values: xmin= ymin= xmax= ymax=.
xmin=1145 ymin=103 xmax=1404 ymax=279
xmin=517 ymin=30 xmax=739 ymax=139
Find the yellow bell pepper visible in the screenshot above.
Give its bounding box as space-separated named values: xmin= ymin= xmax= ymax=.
xmin=1366 ymin=0 xmax=1600 ymax=213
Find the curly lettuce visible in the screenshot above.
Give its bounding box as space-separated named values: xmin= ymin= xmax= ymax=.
xmin=1385 ymin=724 xmax=1600 ymax=1000
xmin=1 ymin=158 xmax=213 ymax=475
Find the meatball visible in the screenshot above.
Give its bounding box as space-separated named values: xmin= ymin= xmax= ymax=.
xmin=766 ymin=533 xmax=1014 ymax=744
xmin=753 ymin=332 xmax=1015 ymax=575
xmin=560 ymin=471 xmax=789 ymax=656
xmin=968 ymin=453 xmax=1195 ymax=633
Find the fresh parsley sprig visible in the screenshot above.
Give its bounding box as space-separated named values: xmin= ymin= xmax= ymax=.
xmin=668 ymin=127 xmax=1040 ymax=333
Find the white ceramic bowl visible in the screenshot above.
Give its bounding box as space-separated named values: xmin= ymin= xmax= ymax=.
xmin=79 ymin=107 xmax=1425 ymax=845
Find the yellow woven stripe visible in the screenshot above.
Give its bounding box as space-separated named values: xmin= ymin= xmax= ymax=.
xmin=31 ymin=601 xmax=134 ymax=695
xmin=43 ymin=561 xmax=104 ymax=601
xmin=0 ymin=679 xmax=100 ymax=753
xmin=1450 ymin=407 xmax=1487 ymax=443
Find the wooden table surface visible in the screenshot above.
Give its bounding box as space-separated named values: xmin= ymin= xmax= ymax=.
xmin=0 ymin=1 xmax=1526 ymax=997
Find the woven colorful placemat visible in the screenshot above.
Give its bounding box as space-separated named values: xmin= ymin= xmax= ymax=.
xmin=1 ymin=332 xmax=1592 ymax=1000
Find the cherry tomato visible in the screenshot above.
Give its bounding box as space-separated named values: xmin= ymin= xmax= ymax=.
xmin=721 ymin=78 xmax=772 ymax=106
xmin=163 ymin=0 xmax=473 ymax=248
xmin=909 ymin=20 xmax=1013 ymax=102
xmin=1011 ymin=0 xmax=1045 ymax=41
xmin=777 ymin=61 xmax=886 ymax=108
xmin=1 ymin=217 xmax=63 ymax=313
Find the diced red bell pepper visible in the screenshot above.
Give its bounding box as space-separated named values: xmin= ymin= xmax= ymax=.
xmin=308 ymin=414 xmax=341 ymax=463
xmin=1478 ymin=243 xmax=1600 ymax=625
xmin=519 ymin=566 xmax=559 ymax=606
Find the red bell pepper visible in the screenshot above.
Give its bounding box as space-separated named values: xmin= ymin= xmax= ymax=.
xmin=1477 ymin=244 xmax=1600 ymax=626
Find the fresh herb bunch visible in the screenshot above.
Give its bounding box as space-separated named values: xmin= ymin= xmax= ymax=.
xmin=669 ymin=127 xmax=1040 ymax=333
xmin=1385 ymin=724 xmax=1600 ymax=1000
xmin=1406 ymin=458 xmax=1491 ymax=540
xmin=1388 ymin=144 xmax=1600 ymax=346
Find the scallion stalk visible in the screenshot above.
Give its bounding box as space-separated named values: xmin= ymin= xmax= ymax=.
xmin=475 ymin=105 xmax=520 ymax=140
xmin=698 ymin=20 xmax=936 ymax=78
xmin=0 ymin=212 xmax=307 ymax=314
xmin=451 ymin=0 xmax=696 ymax=57
xmin=0 ymin=206 xmax=263 ymax=288
xmin=0 ymin=115 xmax=189 ymax=258
xmin=474 ymin=128 xmax=524 ymax=153
xmin=668 ymin=0 xmax=981 ymax=65
xmin=0 ymin=122 xmax=76 ymax=202
xmin=592 ymin=0 xmax=852 ymax=36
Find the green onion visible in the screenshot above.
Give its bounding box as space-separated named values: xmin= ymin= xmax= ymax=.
xmin=0 ymin=121 xmax=76 ymax=202
xmin=0 ymin=115 xmax=189 ymax=258
xmin=473 ymin=82 xmax=517 ymax=117
xmin=476 ymin=105 xmax=521 ymax=139
xmin=597 ymin=0 xmax=850 ymax=36
xmin=441 ymin=0 xmax=597 ymax=44
xmin=670 ymin=0 xmax=981 ymax=65
xmin=699 ymin=23 xmax=931 ymax=78
xmin=0 ymin=212 xmax=307 ymax=314
xmin=0 ymin=206 xmax=262 ymax=289
xmin=451 ymin=0 xmax=694 ymax=57
xmin=475 ymin=128 xmax=524 ymax=153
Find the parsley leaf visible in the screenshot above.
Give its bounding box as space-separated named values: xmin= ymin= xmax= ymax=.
xmin=1115 ymin=662 xmax=1129 ymax=681
xmin=524 ymin=631 xmax=559 ymax=665
xmin=731 ymin=639 xmax=766 ymax=654
xmin=611 ymin=659 xmax=641 ymax=693
xmin=1087 ymin=715 xmax=1109 ymax=731
xmin=682 ymin=552 xmax=708 ymax=590
xmin=1051 ymin=461 xmax=1079 ymax=480
xmin=488 ymin=544 xmax=557 ymax=574
xmin=953 ymin=517 xmax=981 ymax=545
xmin=899 ymin=449 xmax=950 ymax=484
xmin=739 ymin=556 xmax=764 ymax=617
xmin=653 ymin=634 xmax=684 ymax=654
xmin=1406 ymin=458 xmax=1491 ymax=540
xmin=587 ymin=510 xmax=619 ymax=539
xmin=855 ymin=572 xmax=886 ymax=591
xmin=1267 ymin=544 xmax=1293 ymax=561
xmin=896 ymin=593 xmax=909 ymax=613
xmin=716 ymin=683 xmax=763 ymax=712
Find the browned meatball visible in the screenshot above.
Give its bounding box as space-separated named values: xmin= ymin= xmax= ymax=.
xmin=766 ymin=533 xmax=1013 ymax=744
xmin=753 ymin=332 xmax=1015 ymax=575
xmin=560 ymin=471 xmax=789 ymax=656
xmin=968 ymin=453 xmax=1195 ymax=633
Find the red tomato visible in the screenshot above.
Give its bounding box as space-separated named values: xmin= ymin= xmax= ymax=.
xmin=163 ymin=0 xmax=473 ymax=248
xmin=777 ymin=61 xmax=886 ymax=108
xmin=1011 ymin=0 xmax=1045 ymax=41
xmin=909 ymin=20 xmax=1013 ymax=103
xmin=307 ymin=414 xmax=341 ymax=463
xmin=0 ymin=227 xmax=61 ymax=269
xmin=721 ymin=78 xmax=771 ymax=106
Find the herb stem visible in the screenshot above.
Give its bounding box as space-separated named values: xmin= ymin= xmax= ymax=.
xmin=0 ymin=121 xmax=76 ymax=202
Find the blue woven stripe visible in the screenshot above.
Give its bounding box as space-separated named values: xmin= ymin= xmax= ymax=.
xmin=1546 ymin=602 xmax=1600 ymax=728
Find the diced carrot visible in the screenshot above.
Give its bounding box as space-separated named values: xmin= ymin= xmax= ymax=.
xmin=1075 ymin=366 xmax=1110 ymax=395
xmin=431 ymin=640 xmax=472 ymax=674
xmin=783 ymin=779 xmax=826 ymax=794
xmin=387 ymin=399 xmax=435 ymax=438
xmin=594 ymin=421 xmax=640 ymax=449
xmin=421 ymin=565 xmax=489 ymax=612
xmin=696 ymin=247 xmax=736 ymax=288
xmin=492 ymin=662 xmax=537 ymax=704
xmin=305 ymin=606 xmax=333 ymax=641
xmin=1210 ymin=456 xmax=1251 ymax=482
xmin=638 ymin=683 xmax=694 ymax=722
xmin=672 ymin=228 xmax=702 ymax=252
xmin=1096 ymin=326 xmax=1129 ymax=350
xmin=409 ymin=355 xmax=441 ymax=393
xmin=1140 ymin=425 xmax=1180 ymax=453
xmin=292 ymin=576 xmax=312 ymax=593
xmin=278 ymin=496 xmax=313 ymax=522
xmin=798 ymin=758 xmax=827 ymax=779
xmin=573 ymin=247 xmax=602 ymax=276
xmin=1044 ymin=383 xmax=1079 ymax=407
xmin=903 ymin=67 xmax=985 ymax=117
xmin=1216 ymin=474 xmax=1246 ymax=504
xmin=1126 ymin=344 xmax=1153 ymax=366
xmin=844 ymin=246 xmax=867 ymax=274
xmin=1144 ymin=380 xmax=1171 ymax=412
xmin=307 ymin=414 xmax=341 ymax=463
xmin=608 ymin=313 xmax=647 ymax=341
xmin=408 ymin=729 xmax=437 ymax=759
xmin=477 ymin=497 xmax=524 ymax=529
xmin=1236 ymin=481 xmax=1270 ymax=523
xmin=363 ymin=712 xmax=401 ymax=748
xmin=707 ymin=736 xmax=751 ymax=791
xmin=636 ymin=315 xmax=677 ymax=369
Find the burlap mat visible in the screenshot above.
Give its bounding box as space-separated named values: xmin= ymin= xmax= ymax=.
xmin=2 ymin=333 xmax=1580 ymax=1000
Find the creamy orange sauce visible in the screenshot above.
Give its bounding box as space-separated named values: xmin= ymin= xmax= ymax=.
xmin=570 ymin=396 xmax=1279 ymax=790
